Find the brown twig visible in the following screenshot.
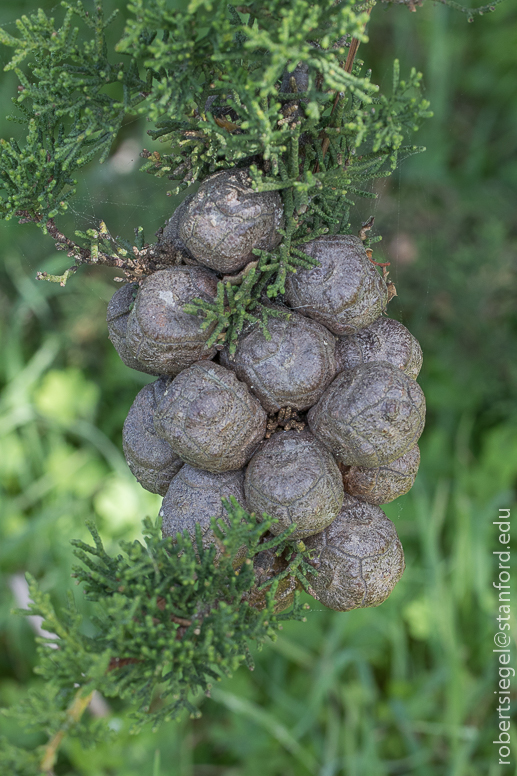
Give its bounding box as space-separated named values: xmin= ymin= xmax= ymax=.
xmin=314 ymin=6 xmax=373 ymax=173
xmin=386 ymin=280 xmax=397 ymax=301
xmin=368 ymin=256 xmax=391 ymax=268
xmin=108 ymin=656 xmax=142 ymax=671
xmin=16 ymin=210 xmax=162 ymax=285
xmin=359 ymin=216 xmax=375 ymax=241
xmin=359 ymin=216 xmax=392 ymax=268
xmin=156 ymin=597 xmax=193 ymax=627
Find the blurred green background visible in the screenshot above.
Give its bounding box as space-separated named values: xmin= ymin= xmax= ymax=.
xmin=0 ymin=1 xmax=516 ymax=774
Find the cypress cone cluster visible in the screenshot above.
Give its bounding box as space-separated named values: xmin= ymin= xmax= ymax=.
xmin=109 ymin=168 xmax=426 ymax=613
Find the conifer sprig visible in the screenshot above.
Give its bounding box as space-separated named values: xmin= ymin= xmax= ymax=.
xmin=178 ymin=55 xmax=430 ymax=351
xmin=1 ymin=499 xmax=312 ymax=772
xmin=0 ymin=0 xmax=432 ymax=346
xmin=0 ymin=3 xmax=148 ymax=224
xmin=0 ymin=0 xmax=431 ymax=342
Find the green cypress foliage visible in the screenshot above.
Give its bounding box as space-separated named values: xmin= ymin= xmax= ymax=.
xmin=0 ymin=0 xmax=434 ymax=348
xmin=1 ymin=499 xmax=314 ymax=772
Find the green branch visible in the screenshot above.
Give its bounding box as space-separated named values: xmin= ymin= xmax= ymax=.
xmin=2 ymin=499 xmax=313 ymax=771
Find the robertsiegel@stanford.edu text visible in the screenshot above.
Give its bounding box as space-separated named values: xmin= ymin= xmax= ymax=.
xmin=492 ymin=508 xmax=513 ymax=767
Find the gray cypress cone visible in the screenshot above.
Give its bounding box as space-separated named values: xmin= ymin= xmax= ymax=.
xmin=340 ymin=445 xmax=421 ymax=505
xmin=308 ymin=361 xmax=426 ymax=467
xmin=244 ymin=548 xmax=299 ymax=613
xmin=221 ymin=309 xmax=338 ymax=413
xmin=304 ymin=494 xmax=405 ymax=611
xmin=335 ymin=317 xmax=423 ymax=379
xmin=154 ymin=361 xmax=267 ymax=473
xmin=122 ymin=378 xmax=183 ymax=495
xmin=126 ymin=267 xmax=219 ymax=375
xmin=154 ymin=193 xmax=200 ymax=267
xmin=106 ymin=283 xmax=162 ymax=375
xmin=178 ymin=168 xmax=284 ymax=274
xmin=284 ymin=235 xmax=388 ymax=335
xmin=160 ymin=465 xmax=246 ymax=553
xmin=244 ymin=429 xmax=344 ymax=539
